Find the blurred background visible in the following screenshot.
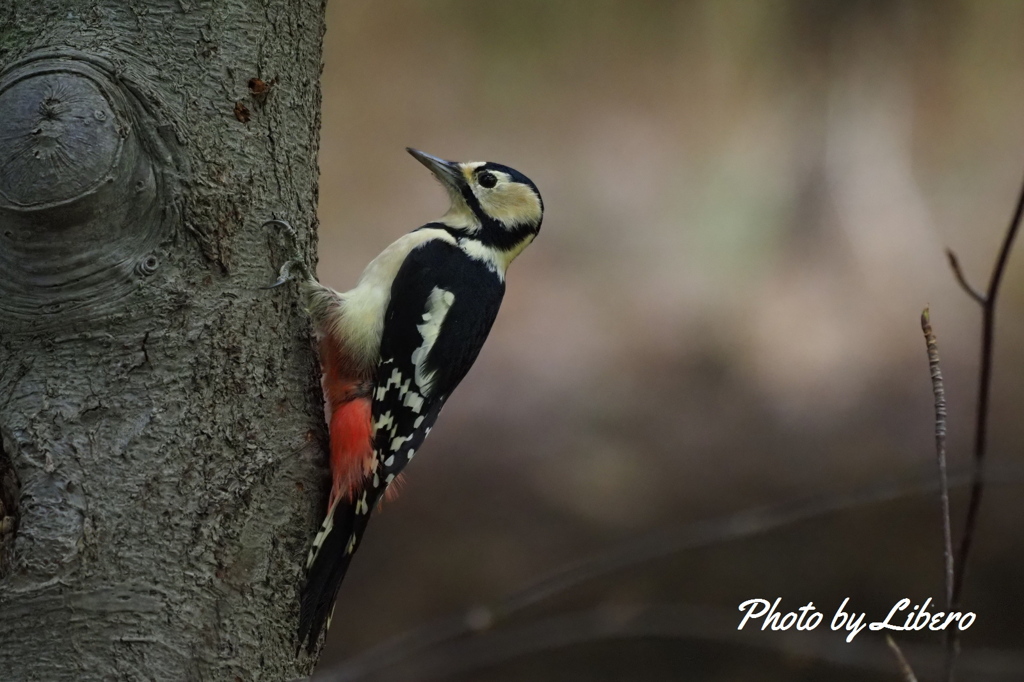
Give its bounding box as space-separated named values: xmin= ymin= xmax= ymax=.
xmin=312 ymin=2 xmax=1024 ymax=680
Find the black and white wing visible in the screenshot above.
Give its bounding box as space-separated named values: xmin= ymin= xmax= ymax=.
xmin=371 ymin=238 xmax=506 ymax=486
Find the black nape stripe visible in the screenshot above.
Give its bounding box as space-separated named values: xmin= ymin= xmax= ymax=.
xmin=418 ymin=220 xmax=537 ymax=251
xmin=477 ymin=219 xmax=538 ymax=250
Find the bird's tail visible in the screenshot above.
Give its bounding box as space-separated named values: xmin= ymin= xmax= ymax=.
xmin=298 ymin=394 xmax=376 ymax=652
xmin=298 ymin=486 xmax=380 ymax=652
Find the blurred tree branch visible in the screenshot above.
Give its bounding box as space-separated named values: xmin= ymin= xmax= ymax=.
xmin=318 ymin=465 xmax=1024 ymax=682
xmin=887 ymin=635 xmax=920 ymax=682
xmin=316 ymin=603 xmax=1024 ymax=682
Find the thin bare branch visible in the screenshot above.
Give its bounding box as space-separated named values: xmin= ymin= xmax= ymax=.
xmin=945 ymin=249 xmax=986 ymax=304
xmin=887 ymin=635 xmax=920 ymax=682
xmin=947 ymin=170 xmax=1024 ymax=682
xmin=921 ymin=307 xmax=954 ymax=610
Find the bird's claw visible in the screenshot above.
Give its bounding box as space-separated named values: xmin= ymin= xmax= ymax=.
xmin=262 ymin=259 xmax=309 ymax=289
xmin=262 ymin=218 xmax=310 ymax=289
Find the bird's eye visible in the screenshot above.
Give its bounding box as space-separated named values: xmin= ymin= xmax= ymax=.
xmin=478 ymin=171 xmax=497 ymax=189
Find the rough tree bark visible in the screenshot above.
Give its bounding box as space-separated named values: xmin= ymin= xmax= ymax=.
xmin=0 ymin=2 xmax=328 ymax=680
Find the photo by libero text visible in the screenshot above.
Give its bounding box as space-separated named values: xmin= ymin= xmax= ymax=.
xmin=737 ymin=597 xmax=976 ymax=643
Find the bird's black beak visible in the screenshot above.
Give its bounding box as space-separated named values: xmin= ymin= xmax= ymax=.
xmin=407 ymin=148 xmax=465 ymax=192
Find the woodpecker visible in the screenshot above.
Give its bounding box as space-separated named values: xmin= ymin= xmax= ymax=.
xmin=267 ymin=148 xmax=543 ymax=652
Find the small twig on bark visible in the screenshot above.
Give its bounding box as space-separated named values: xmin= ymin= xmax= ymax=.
xmin=945 ymin=170 xmax=1024 ymax=682
xmin=921 ymin=307 xmax=954 ymax=610
xmin=886 ymin=635 xmax=920 ymax=682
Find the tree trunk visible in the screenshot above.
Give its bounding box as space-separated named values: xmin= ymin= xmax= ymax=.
xmin=0 ymin=2 xmax=328 ymax=679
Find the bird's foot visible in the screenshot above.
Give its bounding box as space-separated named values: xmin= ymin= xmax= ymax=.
xmin=262 ymin=258 xmax=311 ymax=289
xmin=262 ymin=219 xmax=311 ymax=289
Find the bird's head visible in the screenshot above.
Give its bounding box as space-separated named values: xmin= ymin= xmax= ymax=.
xmin=407 ymin=148 xmax=543 ymax=257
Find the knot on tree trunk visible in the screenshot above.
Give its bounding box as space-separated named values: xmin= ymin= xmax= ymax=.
xmin=0 ymin=49 xmax=182 ymax=328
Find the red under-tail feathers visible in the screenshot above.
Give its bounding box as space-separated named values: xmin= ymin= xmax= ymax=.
xmin=318 ymin=336 xmax=374 ymax=510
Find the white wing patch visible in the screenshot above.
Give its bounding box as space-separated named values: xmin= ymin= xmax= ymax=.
xmin=411 ymin=287 xmax=455 ymax=395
